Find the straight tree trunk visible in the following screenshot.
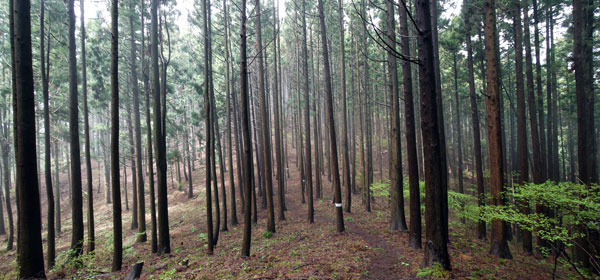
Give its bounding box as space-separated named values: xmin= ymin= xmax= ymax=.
xmin=141 ymin=0 xmax=158 ymax=252
xmin=80 ymin=0 xmax=95 ymax=254
xmin=110 ymin=0 xmax=122 ymax=270
xmin=272 ymin=0 xmax=285 ymax=221
xmin=484 ymin=0 xmax=512 ymax=259
xmin=152 ymin=0 xmax=170 ymax=254
xmin=464 ymin=0 xmax=486 ymax=240
xmin=572 ymin=0 xmax=598 ymax=267
xmin=13 ymin=0 xmax=46 ymax=276
xmin=301 ymin=0 xmax=314 ymax=224
xmin=399 ymin=0 xmax=421 ymax=248
xmin=317 ymin=0 xmax=344 ymax=232
xmin=256 ymin=0 xmax=276 ymax=232
xmin=512 ymin=0 xmax=532 ymax=254
xmin=386 ymin=0 xmax=407 ymax=232
xmin=223 ymin=0 xmax=239 ymax=225
xmin=415 ymin=0 xmax=450 ymax=269
xmin=532 ymin=0 xmax=547 ymax=180
xmin=337 ymin=0 xmax=351 ymax=214
xmin=41 ymin=0 xmax=56 ymax=266
xmin=202 ymin=0 xmax=215 ymax=255
xmin=128 ymin=106 xmax=138 ymax=230
xmin=67 ymin=0 xmax=84 ymax=256
xmin=129 ymin=0 xmax=147 ymax=242
xmin=240 ymin=0 xmax=254 ymax=257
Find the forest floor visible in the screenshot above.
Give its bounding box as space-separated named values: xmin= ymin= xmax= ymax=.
xmin=0 ymin=147 xmax=584 ymax=279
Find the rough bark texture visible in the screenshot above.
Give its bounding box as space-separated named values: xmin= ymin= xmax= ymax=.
xmin=67 ymin=0 xmax=84 ymax=256
xmin=387 ymin=0 xmax=407 ymax=232
xmin=317 ymin=0 xmax=344 ymax=232
xmin=110 ymin=0 xmax=122 ymax=271
xmin=152 ymin=0 xmax=170 ymax=255
xmin=416 ymin=0 xmax=450 ymax=269
xmin=13 ymin=0 xmax=46 ymax=277
xmin=484 ymin=0 xmax=512 ymax=259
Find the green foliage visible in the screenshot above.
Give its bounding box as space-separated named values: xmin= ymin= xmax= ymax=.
xmin=159 ymin=268 xmax=177 ymax=280
xmin=262 ymin=231 xmax=274 ymax=239
xmin=450 ymin=181 xmax=600 ymax=254
xmin=416 ymin=263 xmax=450 ymax=279
xmin=370 ymin=181 xmax=390 ymax=198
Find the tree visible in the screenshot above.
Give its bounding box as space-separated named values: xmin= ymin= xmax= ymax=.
xmin=337 ymin=0 xmax=351 ymax=214
xmin=272 ymin=0 xmax=285 ymax=222
xmin=129 ymin=0 xmax=147 ymax=242
xmin=142 ymin=0 xmax=158 ymax=253
xmin=13 ymin=0 xmax=46 ymax=277
xmin=203 ymin=0 xmax=215 ymax=255
xmin=386 ymin=0 xmax=408 ymax=232
xmin=223 ymin=0 xmax=239 ymax=225
xmin=301 ymin=0 xmax=314 ymax=224
xmin=240 ymin=0 xmax=255 ymax=257
xmin=41 ymin=0 xmax=56 ymax=266
xmin=512 ymin=0 xmax=532 ymax=254
xmin=110 ymin=0 xmax=123 ymax=271
xmin=257 ymin=0 xmax=276 ymax=232
xmin=317 ymin=0 xmax=344 ymax=233
xmin=484 ymin=0 xmax=512 ymax=259
xmin=152 ymin=0 xmax=170 ymax=255
xmin=415 ymin=0 xmax=451 ymax=269
xmin=397 ymin=0 xmax=421 ymax=248
xmin=572 ymin=0 xmax=597 ymax=267
xmin=67 ymin=0 xmax=84 ymax=256
xmin=81 ymin=0 xmax=95 ymax=253
xmin=463 ymin=0 xmax=485 ymax=241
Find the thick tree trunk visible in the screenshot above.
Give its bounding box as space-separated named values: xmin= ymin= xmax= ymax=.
xmin=484 ymin=0 xmax=512 ymax=259
xmin=240 ymin=0 xmax=254 ymax=257
xmin=317 ymin=0 xmax=344 ymax=233
xmin=386 ymin=0 xmax=407 ymax=232
xmin=152 ymin=0 xmax=170 ymax=255
xmin=416 ymin=0 xmax=451 ymax=269
xmin=67 ymin=0 xmax=84 ymax=256
xmin=110 ymin=0 xmax=122 ymax=271
xmin=13 ymin=0 xmax=45 ymax=277
xmin=464 ymin=0 xmax=486 ymax=240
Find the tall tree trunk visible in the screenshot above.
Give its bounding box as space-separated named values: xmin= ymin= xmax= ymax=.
xmin=317 ymin=0 xmax=344 ymax=232
xmin=523 ymin=0 xmax=543 ymax=252
xmin=240 ymin=0 xmax=254 ymax=257
xmin=152 ymin=0 xmax=170 ymax=255
xmin=399 ymin=0 xmax=421 ymax=248
xmin=256 ymin=0 xmax=276 ymax=232
xmin=41 ymin=0 xmax=55 ymax=266
xmin=337 ymin=0 xmax=351 ymax=214
xmin=129 ymin=0 xmax=147 ymax=243
xmin=484 ymin=0 xmax=512 ymax=259
xmin=272 ymin=0 xmax=285 ymax=221
xmin=80 ymin=0 xmax=95 ymax=254
xmin=223 ymin=0 xmax=239 ymax=225
xmin=464 ymin=0 xmax=486 ymax=240
xmin=512 ymin=0 xmax=532 ymax=254
xmin=67 ymin=0 xmax=84 ymax=256
xmin=301 ymin=0 xmax=314 ymax=224
xmin=386 ymin=0 xmax=407 ymax=232
xmin=110 ymin=0 xmax=122 ymax=271
xmin=13 ymin=0 xmax=45 ymax=277
xmin=532 ymin=0 xmax=547 ymax=180
xmin=202 ymin=0 xmax=215 ymax=255
xmin=415 ymin=0 xmax=451 ymax=269
xmin=572 ymin=0 xmax=597 ymax=267
xmin=141 ymin=0 xmax=158 ymax=251
xmin=128 ymin=105 xmax=139 ymax=230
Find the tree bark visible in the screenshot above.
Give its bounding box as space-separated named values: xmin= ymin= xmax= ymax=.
xmin=484 ymin=0 xmax=512 ymax=259
xmin=317 ymin=0 xmax=344 ymax=233
xmin=13 ymin=0 xmax=46 ymax=277
xmin=67 ymin=0 xmax=84 ymax=256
